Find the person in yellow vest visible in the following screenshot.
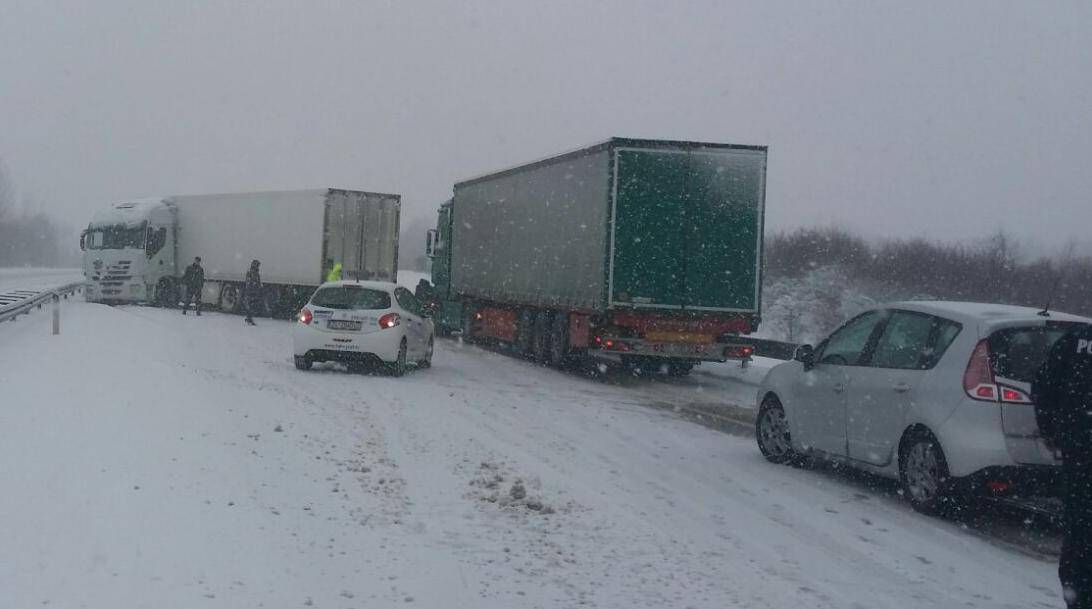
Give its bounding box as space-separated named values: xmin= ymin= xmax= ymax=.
xmin=325 ymin=258 xmax=342 ymax=282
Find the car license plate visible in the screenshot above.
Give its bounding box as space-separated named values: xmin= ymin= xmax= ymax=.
xmin=328 ymin=320 xmax=362 ymax=331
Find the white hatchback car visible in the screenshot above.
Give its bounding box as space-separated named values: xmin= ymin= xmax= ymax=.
xmin=292 ymin=281 xmax=434 ymax=376
xmin=756 ymin=301 xmax=1091 ymax=513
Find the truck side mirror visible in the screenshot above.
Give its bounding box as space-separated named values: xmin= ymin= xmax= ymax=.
xmin=794 ymin=344 xmax=816 ymax=369
xmin=79 ymin=231 xmax=87 ymax=252
xmin=425 ymin=229 xmax=438 ymax=258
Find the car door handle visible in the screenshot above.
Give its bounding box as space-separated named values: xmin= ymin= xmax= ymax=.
xmin=893 ymin=382 xmax=911 ymax=393
xmin=833 ymin=383 xmax=845 ymax=394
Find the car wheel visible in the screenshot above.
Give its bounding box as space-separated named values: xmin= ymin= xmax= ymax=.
xmin=756 ymin=396 xmax=798 ymax=465
xmin=389 ymin=339 xmax=408 ymax=377
xmin=899 ymin=431 xmax=954 ymax=515
xmin=294 ymin=355 xmax=312 ymax=371
xmin=418 ymin=336 xmax=434 ymax=369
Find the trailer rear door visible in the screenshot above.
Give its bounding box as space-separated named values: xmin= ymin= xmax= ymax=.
xmin=610 ymin=146 xmax=765 ymax=312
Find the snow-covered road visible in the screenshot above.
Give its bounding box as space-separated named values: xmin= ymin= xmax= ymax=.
xmin=0 ymin=298 xmax=1064 ymax=609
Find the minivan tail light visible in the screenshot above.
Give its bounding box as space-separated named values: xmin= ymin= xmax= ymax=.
xmin=963 ymin=338 xmax=1034 ymax=404
xmin=964 ymin=339 xmax=996 ymax=402
xmin=298 ymin=308 xmax=313 ymax=325
xmin=378 ymin=313 xmax=400 ymax=329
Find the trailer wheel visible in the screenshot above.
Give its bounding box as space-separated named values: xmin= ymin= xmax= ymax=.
xmin=666 ymin=362 xmax=694 ymax=377
xmin=220 ymin=283 xmax=241 ymax=313
xmin=261 ymin=286 xmax=283 ymax=318
xmin=515 ymin=309 xmax=535 ymax=356
xmin=460 ymin=305 xmax=476 ymax=341
xmin=532 ymin=310 xmax=552 ymax=363
xmin=548 ymin=312 xmax=570 ymax=368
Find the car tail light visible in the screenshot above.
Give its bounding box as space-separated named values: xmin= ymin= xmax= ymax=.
xmin=378 ymin=313 xmax=400 ymax=329
xmin=298 ymin=308 xmax=313 ymax=325
xmin=963 ymin=339 xmax=1033 ymax=404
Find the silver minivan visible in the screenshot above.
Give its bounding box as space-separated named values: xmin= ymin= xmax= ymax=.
xmin=756 ymin=301 xmax=1091 ymax=513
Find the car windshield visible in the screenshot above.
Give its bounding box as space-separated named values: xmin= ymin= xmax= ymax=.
xmin=310 ymin=286 xmax=391 ymax=310
xmin=990 ymin=323 xmax=1085 ymax=383
xmin=86 ymin=223 xmax=146 ymax=250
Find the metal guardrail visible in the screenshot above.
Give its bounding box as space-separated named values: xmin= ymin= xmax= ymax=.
xmin=0 ymin=281 xmax=85 ymax=324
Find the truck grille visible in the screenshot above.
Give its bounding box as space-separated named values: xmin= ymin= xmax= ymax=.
xmin=90 ymin=260 xmax=134 ymax=295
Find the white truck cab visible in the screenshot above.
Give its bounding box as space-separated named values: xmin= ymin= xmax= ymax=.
xmin=81 ymin=198 xmax=177 ymax=304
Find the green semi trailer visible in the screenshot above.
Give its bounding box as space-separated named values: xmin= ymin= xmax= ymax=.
xmin=424 ymin=137 xmax=767 ymax=375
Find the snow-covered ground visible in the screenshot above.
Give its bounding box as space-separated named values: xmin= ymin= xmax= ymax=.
xmin=0 ymin=296 xmax=1064 ymax=608
xmin=0 ymin=266 xmax=84 ymax=294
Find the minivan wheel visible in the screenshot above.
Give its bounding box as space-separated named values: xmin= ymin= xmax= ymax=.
xmin=756 ymin=397 xmax=797 ymax=465
xmin=899 ymin=432 xmax=954 ymax=515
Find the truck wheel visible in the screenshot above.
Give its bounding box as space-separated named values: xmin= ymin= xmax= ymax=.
xmin=154 ymin=278 xmax=175 ymax=308
xmin=262 ymin=286 xmax=282 ymax=318
xmin=220 ymin=284 xmax=241 ymax=313
xmin=294 ymin=355 xmax=312 ymax=371
xmin=548 ymin=312 xmax=569 ymax=367
xmin=666 ymin=362 xmax=694 ymax=377
xmin=532 ymin=310 xmax=552 ymax=363
xmin=516 ymin=309 xmax=535 ymax=356
xmin=460 ymin=305 xmax=476 ymax=341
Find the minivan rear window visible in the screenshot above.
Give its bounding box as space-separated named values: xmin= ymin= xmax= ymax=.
xmin=990 ymin=323 xmax=1085 ymax=383
xmin=310 ymin=286 xmax=391 ymax=310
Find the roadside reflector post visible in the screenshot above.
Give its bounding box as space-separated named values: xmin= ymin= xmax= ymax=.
xmin=52 ymin=293 xmax=60 ymax=335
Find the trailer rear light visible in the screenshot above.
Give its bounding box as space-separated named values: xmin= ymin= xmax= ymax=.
xmin=298 ymin=308 xmax=313 ymax=325
xmin=378 ymin=313 xmax=401 ymax=329
xmin=723 ymin=345 xmax=754 ymax=359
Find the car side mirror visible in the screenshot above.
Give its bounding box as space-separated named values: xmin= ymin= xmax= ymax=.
xmin=794 ymin=344 xmax=816 ymax=369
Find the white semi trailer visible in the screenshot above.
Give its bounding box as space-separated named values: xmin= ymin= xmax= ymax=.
xmin=80 ymin=189 xmax=400 ymax=317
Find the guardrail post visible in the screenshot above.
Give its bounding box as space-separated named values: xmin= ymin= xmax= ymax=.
xmin=52 ymin=293 xmax=60 ymax=335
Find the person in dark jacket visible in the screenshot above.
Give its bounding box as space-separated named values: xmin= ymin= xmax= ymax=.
xmin=243 ymin=259 xmax=261 ymax=325
xmin=1033 ymin=323 xmax=1092 ymax=609
xmin=180 ymin=257 xmax=205 ymax=315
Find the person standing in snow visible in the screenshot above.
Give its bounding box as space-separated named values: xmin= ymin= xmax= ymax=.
xmin=180 ymin=256 xmax=204 ymax=315
xmin=243 ymin=259 xmax=262 ymax=325
xmin=1033 ymin=323 xmax=1092 ymax=609
xmin=325 ymin=258 xmax=342 ymax=283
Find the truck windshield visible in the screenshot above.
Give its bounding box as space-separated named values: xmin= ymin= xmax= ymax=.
xmin=86 ymin=223 xmax=147 ymax=250
xmin=310 ymin=286 xmax=391 ymax=310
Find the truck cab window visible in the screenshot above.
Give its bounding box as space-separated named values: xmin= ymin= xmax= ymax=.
xmin=145 ymin=227 xmax=167 ymax=257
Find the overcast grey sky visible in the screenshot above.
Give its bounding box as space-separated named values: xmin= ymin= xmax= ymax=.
xmin=1 ymin=1 xmax=1089 ymax=249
